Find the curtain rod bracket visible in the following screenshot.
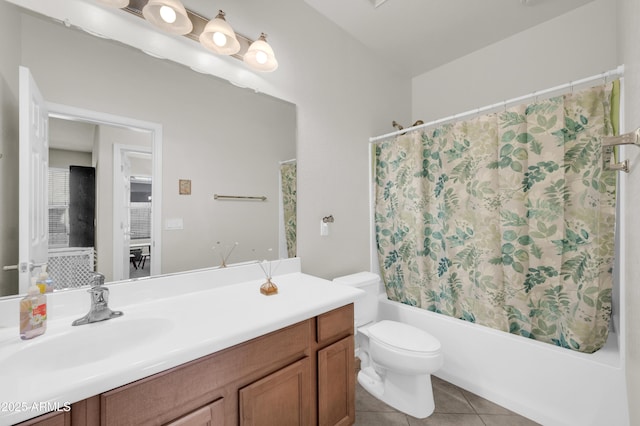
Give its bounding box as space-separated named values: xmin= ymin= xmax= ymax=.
xmin=602 ymin=128 xmax=640 ymax=173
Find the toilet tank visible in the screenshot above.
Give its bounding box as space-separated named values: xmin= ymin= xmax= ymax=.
xmin=333 ymin=272 xmax=380 ymax=327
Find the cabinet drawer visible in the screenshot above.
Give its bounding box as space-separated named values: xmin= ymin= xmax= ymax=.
xmin=317 ymin=304 xmax=353 ymax=346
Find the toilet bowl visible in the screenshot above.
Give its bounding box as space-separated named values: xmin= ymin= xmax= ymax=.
xmin=333 ymin=272 xmax=443 ymax=419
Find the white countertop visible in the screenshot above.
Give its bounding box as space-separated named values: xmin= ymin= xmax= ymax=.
xmin=0 ymin=260 xmax=363 ymax=425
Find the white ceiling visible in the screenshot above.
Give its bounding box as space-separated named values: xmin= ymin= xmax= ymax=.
xmin=303 ymin=0 xmax=595 ymax=78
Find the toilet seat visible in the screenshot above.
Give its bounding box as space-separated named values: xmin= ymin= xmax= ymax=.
xmin=368 ymin=320 xmax=440 ymax=354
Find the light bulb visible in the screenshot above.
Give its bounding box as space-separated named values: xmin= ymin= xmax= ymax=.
xmin=159 ymin=5 xmax=177 ymax=23
xmin=212 ymin=31 xmax=227 ymax=47
xmin=255 ymin=50 xmax=268 ymax=64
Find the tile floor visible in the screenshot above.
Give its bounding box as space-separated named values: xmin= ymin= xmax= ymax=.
xmin=354 ymin=376 xmax=541 ymax=426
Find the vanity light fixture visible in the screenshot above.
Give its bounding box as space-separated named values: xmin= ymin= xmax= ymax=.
xmin=243 ymin=33 xmax=278 ymax=72
xmin=142 ymin=0 xmax=193 ymax=35
xmin=98 ymin=0 xmax=279 ymax=72
xmin=199 ymin=10 xmax=240 ymax=56
xmin=95 ymin=0 xmax=130 ymax=8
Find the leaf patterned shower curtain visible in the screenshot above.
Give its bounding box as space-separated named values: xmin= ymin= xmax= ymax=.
xmin=280 ymin=162 xmax=297 ymax=258
xmin=375 ymin=82 xmax=618 ymax=353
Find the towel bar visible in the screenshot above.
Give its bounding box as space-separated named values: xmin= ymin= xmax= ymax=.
xmin=213 ymin=194 xmax=267 ymax=201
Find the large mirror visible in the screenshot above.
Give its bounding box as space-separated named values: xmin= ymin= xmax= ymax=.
xmin=0 ymin=0 xmax=297 ymax=297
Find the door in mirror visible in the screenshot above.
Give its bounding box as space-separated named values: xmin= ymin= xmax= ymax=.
xmin=18 ymin=66 xmax=49 ymax=293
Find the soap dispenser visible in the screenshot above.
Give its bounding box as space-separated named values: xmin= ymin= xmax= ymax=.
xmin=20 ymin=279 xmax=47 ymax=340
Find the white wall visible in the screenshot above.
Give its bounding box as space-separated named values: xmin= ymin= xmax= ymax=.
xmin=412 ymin=0 xmax=618 ymax=122
xmin=49 ymin=149 xmax=92 ymax=169
xmin=245 ymin=0 xmax=411 ymax=278
xmin=618 ymin=0 xmax=640 ymax=423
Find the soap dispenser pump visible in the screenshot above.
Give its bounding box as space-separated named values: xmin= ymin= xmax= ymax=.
xmin=36 ymin=265 xmax=54 ymax=293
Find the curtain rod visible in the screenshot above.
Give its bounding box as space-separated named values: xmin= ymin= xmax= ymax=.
xmin=369 ymin=65 xmax=625 ymax=143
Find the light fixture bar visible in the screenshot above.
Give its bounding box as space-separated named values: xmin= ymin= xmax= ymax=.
xmin=123 ymin=0 xmax=253 ymax=60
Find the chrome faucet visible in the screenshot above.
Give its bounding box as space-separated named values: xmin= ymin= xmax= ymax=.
xmin=71 ymin=273 xmax=124 ymax=326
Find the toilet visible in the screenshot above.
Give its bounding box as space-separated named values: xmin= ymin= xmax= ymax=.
xmin=333 ymin=272 xmax=443 ymax=419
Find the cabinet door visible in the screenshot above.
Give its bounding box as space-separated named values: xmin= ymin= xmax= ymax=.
xmin=165 ymin=398 xmax=224 ymax=426
xmin=318 ymin=336 xmax=355 ymax=426
xmin=239 ymin=358 xmax=310 ymax=426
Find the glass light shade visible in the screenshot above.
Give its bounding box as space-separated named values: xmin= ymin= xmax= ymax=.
xmin=213 ymin=32 xmax=227 ymax=47
xmin=142 ymin=0 xmax=193 ymax=35
xmin=95 ymin=0 xmax=129 ymax=7
xmin=243 ymin=34 xmax=278 ymax=72
xmin=199 ymin=11 xmax=240 ymax=55
xmin=159 ymin=5 xmax=177 ymax=23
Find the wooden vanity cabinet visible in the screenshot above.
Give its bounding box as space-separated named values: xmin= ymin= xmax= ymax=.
xmin=17 ymin=304 xmax=355 ymax=426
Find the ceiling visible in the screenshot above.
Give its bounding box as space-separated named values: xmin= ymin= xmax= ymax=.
xmin=303 ymin=0 xmax=595 ymax=78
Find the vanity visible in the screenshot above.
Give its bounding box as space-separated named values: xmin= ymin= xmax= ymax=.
xmin=0 ymin=259 xmax=363 ymax=426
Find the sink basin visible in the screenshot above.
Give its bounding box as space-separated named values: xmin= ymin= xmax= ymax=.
xmin=0 ymin=317 xmax=173 ymax=376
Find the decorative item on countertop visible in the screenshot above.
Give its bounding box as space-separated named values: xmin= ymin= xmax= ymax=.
xmin=212 ymin=241 xmax=238 ymax=267
xmin=258 ymin=252 xmax=281 ymax=296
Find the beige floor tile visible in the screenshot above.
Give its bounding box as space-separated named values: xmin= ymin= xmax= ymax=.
xmin=460 ymin=389 xmax=514 ymax=415
xmin=432 ymin=377 xmax=475 ymax=414
xmin=356 ymin=383 xmax=400 ymax=413
xmin=354 ymin=411 xmax=410 ymax=426
xmin=479 ymin=414 xmax=542 ymax=426
xmin=355 ymin=375 xmax=540 ymax=426
xmin=407 ymin=413 xmax=486 ymax=426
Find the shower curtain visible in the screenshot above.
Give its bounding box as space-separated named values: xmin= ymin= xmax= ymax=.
xmin=280 ymin=162 xmax=297 ymax=258
xmin=375 ymin=82 xmax=618 ymax=353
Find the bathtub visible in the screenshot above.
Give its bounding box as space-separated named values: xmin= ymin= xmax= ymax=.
xmin=376 ymin=295 xmax=629 ymax=426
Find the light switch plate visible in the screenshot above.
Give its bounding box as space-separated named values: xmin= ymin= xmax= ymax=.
xmin=165 ymin=218 xmax=184 ymax=230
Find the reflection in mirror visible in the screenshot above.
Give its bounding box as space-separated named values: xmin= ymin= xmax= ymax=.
xmin=48 ymin=118 xmax=101 ymax=290
xmin=0 ymin=0 xmax=296 ymax=298
xmin=48 ymin=117 xmax=156 ymax=289
xmin=127 ymin=156 xmax=153 ymax=280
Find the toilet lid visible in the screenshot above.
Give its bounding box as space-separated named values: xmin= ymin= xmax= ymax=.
xmin=368 ymin=320 xmax=441 ymax=353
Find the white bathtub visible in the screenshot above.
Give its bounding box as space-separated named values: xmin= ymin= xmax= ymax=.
xmin=376 ymin=295 xmax=629 ymax=426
